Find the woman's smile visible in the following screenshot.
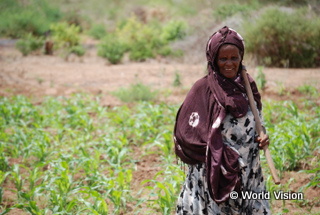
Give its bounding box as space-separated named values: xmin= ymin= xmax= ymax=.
xmin=217 ymin=44 xmax=241 ymax=79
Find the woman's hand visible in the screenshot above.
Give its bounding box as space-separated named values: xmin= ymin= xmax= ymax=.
xmin=256 ymin=134 xmax=270 ymax=149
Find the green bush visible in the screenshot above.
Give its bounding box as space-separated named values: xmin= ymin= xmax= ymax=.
xmin=160 ymin=20 xmax=187 ymax=42
xmin=15 ymin=33 xmax=44 ymax=56
xmin=115 ymin=16 xmax=145 ymax=47
xmin=112 ymin=83 xmax=158 ymax=102
xmin=116 ymin=16 xmax=161 ymax=61
xmin=88 ymin=24 xmax=107 ymax=39
xmin=47 ymin=22 xmax=87 ymax=59
xmin=243 ymin=8 xmax=320 ymax=68
xmin=50 ymin=22 xmax=81 ymax=48
xmin=255 ymin=66 xmax=267 ymax=90
xmin=173 ymin=72 xmax=182 ymax=87
xmin=96 ymin=15 xmax=187 ymax=63
xmin=129 ymin=41 xmax=155 ymax=61
xmin=69 ymin=45 xmax=86 ymax=57
xmin=0 ymin=10 xmax=47 ymax=38
xmin=157 ymin=46 xmax=173 ymax=57
xmin=262 ymin=0 xmax=309 ymax=6
xmin=98 ymin=35 xmax=126 ymax=64
xmin=0 ymin=0 xmax=62 ymax=38
xmin=213 ymin=2 xmax=258 ymax=20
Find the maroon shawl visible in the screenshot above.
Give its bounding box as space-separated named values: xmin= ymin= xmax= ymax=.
xmin=174 ymin=26 xmax=262 ymax=203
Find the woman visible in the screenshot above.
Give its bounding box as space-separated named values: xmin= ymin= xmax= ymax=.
xmin=174 ymin=26 xmax=271 ymax=214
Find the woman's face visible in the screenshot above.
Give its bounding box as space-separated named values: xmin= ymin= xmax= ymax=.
xmin=217 ymin=44 xmax=241 ymax=79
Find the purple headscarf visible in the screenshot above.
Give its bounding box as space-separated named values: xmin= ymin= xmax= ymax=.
xmin=174 ymin=26 xmax=262 ymax=203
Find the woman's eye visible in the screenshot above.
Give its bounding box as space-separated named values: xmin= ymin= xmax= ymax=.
xmin=219 ymin=58 xmax=227 ymax=62
xmin=231 ymin=57 xmax=239 ymax=61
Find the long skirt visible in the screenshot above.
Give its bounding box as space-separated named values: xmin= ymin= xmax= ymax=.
xmin=176 ymin=109 xmax=271 ymax=215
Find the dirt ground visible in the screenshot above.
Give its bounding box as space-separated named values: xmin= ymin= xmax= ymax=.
xmin=1 ymin=40 xmax=319 ymax=105
xmin=1 ymin=41 xmax=320 ymax=214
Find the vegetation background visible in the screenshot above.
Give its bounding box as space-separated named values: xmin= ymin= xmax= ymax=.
xmin=0 ymin=0 xmax=319 ymax=214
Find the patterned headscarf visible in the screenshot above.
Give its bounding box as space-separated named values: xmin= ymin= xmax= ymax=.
xmin=206 ymin=26 xmax=245 ymax=74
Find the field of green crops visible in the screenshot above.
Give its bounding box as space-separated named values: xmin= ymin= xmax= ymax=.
xmin=1 ymin=0 xmax=319 ymax=214
xmin=0 ymin=91 xmax=319 ymax=214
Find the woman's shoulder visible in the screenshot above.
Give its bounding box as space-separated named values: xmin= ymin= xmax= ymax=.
xmin=190 ymin=76 xmax=209 ymax=92
xmin=182 ymin=75 xmax=211 ymax=102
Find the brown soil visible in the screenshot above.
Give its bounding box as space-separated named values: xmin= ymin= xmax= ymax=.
xmin=1 ymin=40 xmax=319 ymax=104
xmin=1 ymin=42 xmax=319 ymax=214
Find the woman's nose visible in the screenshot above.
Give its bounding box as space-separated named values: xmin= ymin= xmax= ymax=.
xmin=225 ymin=59 xmax=232 ymax=65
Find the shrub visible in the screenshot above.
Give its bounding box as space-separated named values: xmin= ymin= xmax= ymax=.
xmin=262 ymin=0 xmax=309 ymax=6
xmin=243 ymin=8 xmax=320 ymax=68
xmin=116 ymin=16 xmax=161 ymax=61
xmin=15 ymin=33 xmax=44 ymax=56
xmin=88 ymin=24 xmax=107 ymax=40
xmin=115 ymin=16 xmax=145 ymax=48
xmin=0 ymin=0 xmax=62 ymax=38
xmin=160 ymin=20 xmax=187 ymax=42
xmin=255 ymin=66 xmax=267 ymax=91
xmin=112 ymin=83 xmax=158 ymax=102
xmin=98 ymin=35 xmax=126 ymax=64
xmin=173 ymin=72 xmax=182 ymax=87
xmin=49 ymin=22 xmax=86 ymax=58
xmin=0 ymin=10 xmax=48 ymax=38
xmin=129 ymin=40 xmax=155 ymax=61
xmin=213 ymin=2 xmax=258 ymax=20
xmin=50 ymin=22 xmax=81 ymax=48
xmin=97 ymin=16 xmax=187 ymax=63
xmin=69 ymin=45 xmax=86 ymax=57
